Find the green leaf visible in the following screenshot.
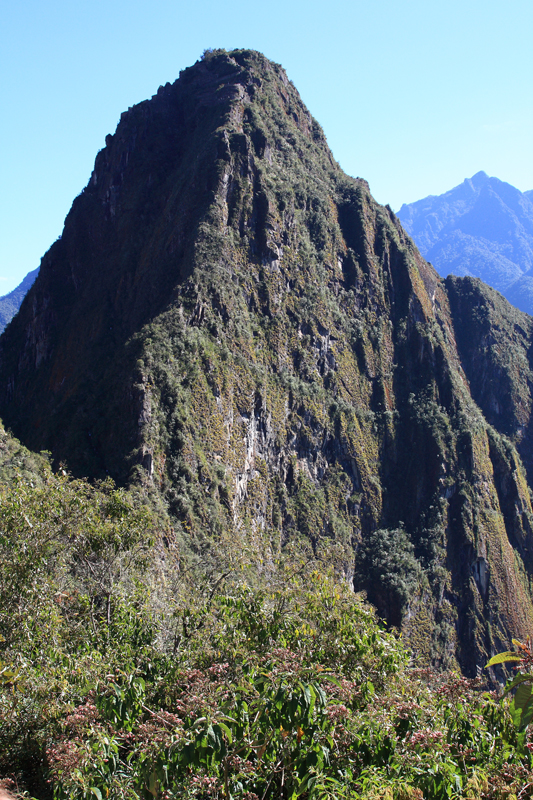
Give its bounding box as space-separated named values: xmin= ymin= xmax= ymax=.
xmin=90 ymin=789 xmax=102 ymax=800
xmin=502 ymin=673 xmax=533 ymax=698
xmin=206 ymin=724 xmax=217 ymax=746
xmin=217 ymin=720 xmax=233 ymax=744
xmin=302 ymin=683 xmax=311 ymax=709
xmin=486 ymin=651 xmax=523 ymax=667
xmin=148 ymin=770 xmax=159 ymax=797
xmin=513 ymin=682 xmax=532 ymax=712
xmin=319 ymin=673 xmax=342 ymax=689
xmin=308 ymin=683 xmax=316 ymax=718
xmin=520 ymin=700 xmax=533 ymax=731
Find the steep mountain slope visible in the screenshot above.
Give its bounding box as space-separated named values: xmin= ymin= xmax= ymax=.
xmin=1 ymin=49 xmax=533 ymax=674
xmin=0 ymin=268 xmax=39 ymax=333
xmin=397 ymin=172 xmax=533 ymax=315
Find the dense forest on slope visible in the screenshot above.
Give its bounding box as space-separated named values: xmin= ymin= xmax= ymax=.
xmin=2 ymin=51 xmax=533 ymax=796
xmin=397 ymin=173 xmax=533 ymax=315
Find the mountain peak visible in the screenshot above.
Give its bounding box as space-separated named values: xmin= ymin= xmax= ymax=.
xmin=397 ymin=173 xmax=533 ymax=313
xmin=2 ymin=52 xmax=533 ymax=673
xmin=469 ymin=170 xmax=489 ymax=184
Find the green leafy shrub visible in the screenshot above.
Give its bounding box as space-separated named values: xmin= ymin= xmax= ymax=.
xmin=1 ymin=465 xmax=532 ymax=799
xmin=354 ymin=526 xmax=423 ymax=624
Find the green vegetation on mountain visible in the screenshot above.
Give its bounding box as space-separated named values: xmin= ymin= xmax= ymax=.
xmin=445 ymin=275 xmax=533 ymax=483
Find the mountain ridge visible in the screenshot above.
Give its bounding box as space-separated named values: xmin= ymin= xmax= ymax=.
xmin=398 ymin=172 xmax=533 ymax=315
xmin=0 ymin=267 xmax=39 ymax=334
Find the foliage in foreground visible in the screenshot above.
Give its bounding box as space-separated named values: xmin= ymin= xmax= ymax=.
xmin=0 ymin=465 xmax=533 ymax=799
xmin=487 ymin=639 xmax=533 ymax=733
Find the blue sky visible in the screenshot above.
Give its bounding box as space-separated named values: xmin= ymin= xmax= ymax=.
xmin=1 ymin=0 xmax=531 ymax=294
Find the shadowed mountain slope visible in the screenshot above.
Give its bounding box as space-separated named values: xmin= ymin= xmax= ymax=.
xmin=1 ymin=50 xmax=533 ymax=674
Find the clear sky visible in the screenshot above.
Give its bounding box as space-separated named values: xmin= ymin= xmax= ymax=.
xmin=1 ymin=0 xmax=531 ymax=294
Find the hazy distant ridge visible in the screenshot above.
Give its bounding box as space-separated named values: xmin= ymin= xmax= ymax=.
xmin=398 ymin=172 xmax=533 ymax=315
xmin=0 ymin=268 xmax=39 ymax=334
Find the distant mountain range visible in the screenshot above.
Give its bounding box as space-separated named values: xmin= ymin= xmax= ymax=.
xmin=0 ymin=267 xmax=39 ymax=334
xmin=397 ymin=171 xmax=533 ymax=315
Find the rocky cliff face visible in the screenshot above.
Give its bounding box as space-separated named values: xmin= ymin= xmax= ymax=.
xmin=1 ymin=49 xmax=533 ymax=674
